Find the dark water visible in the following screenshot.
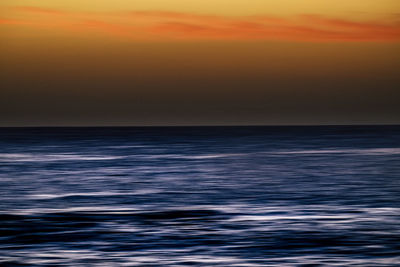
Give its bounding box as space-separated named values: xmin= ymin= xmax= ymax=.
xmin=0 ymin=126 xmax=399 ymax=266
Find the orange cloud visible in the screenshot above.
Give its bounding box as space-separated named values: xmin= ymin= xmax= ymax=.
xmin=0 ymin=18 xmax=31 ymax=25
xmin=2 ymin=6 xmax=400 ymax=42
xmin=14 ymin=6 xmax=69 ymax=15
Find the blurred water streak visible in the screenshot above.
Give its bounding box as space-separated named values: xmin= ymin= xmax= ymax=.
xmin=0 ymin=126 xmax=399 ymax=266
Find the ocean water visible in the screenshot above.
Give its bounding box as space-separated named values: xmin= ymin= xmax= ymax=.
xmin=0 ymin=126 xmax=399 ymax=266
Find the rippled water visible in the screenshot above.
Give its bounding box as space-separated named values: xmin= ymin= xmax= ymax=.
xmin=0 ymin=126 xmax=399 ymax=266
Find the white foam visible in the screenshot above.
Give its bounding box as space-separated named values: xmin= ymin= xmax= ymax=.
xmin=142 ymin=153 xmax=243 ymax=160
xmin=274 ymin=148 xmax=400 ymax=155
xmin=182 ymin=153 xmax=244 ymax=159
xmin=0 ymin=153 xmax=125 ymax=162
xmin=28 ymin=189 xmax=162 ymax=200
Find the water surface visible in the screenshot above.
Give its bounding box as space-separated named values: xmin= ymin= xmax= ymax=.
xmin=0 ymin=126 xmax=399 ymax=266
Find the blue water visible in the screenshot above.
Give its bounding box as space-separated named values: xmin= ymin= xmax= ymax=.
xmin=0 ymin=126 xmax=399 ymax=266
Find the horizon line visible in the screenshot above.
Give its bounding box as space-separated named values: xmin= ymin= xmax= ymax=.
xmin=1 ymin=123 xmax=399 ymax=128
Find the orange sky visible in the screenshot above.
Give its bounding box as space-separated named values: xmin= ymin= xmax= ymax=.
xmin=1 ymin=1 xmax=400 ymax=42
xmin=1 ymin=1 xmax=399 ymax=126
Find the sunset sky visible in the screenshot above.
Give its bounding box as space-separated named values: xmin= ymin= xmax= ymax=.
xmin=1 ymin=0 xmax=399 ymax=126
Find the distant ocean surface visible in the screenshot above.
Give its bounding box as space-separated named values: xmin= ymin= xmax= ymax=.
xmin=0 ymin=126 xmax=399 ymax=266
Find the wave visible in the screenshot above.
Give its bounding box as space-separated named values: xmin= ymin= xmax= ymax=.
xmin=141 ymin=153 xmax=244 ymax=160
xmin=28 ymin=189 xmax=162 ymax=200
xmin=0 ymin=153 xmax=125 ymax=162
xmin=0 ymin=208 xmax=224 ymax=226
xmin=274 ymin=148 xmax=400 ymax=155
xmin=0 ymin=152 xmax=245 ymax=163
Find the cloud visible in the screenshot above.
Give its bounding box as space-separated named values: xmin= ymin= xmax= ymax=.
xmin=0 ymin=18 xmax=30 ymax=25
xmin=14 ymin=6 xmax=69 ymax=15
xmin=2 ymin=6 xmax=400 ymax=42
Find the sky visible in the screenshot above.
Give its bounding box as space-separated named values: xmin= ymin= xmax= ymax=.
xmin=1 ymin=0 xmax=399 ymax=126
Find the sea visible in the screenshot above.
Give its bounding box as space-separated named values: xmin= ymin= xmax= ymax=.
xmin=0 ymin=126 xmax=399 ymax=266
